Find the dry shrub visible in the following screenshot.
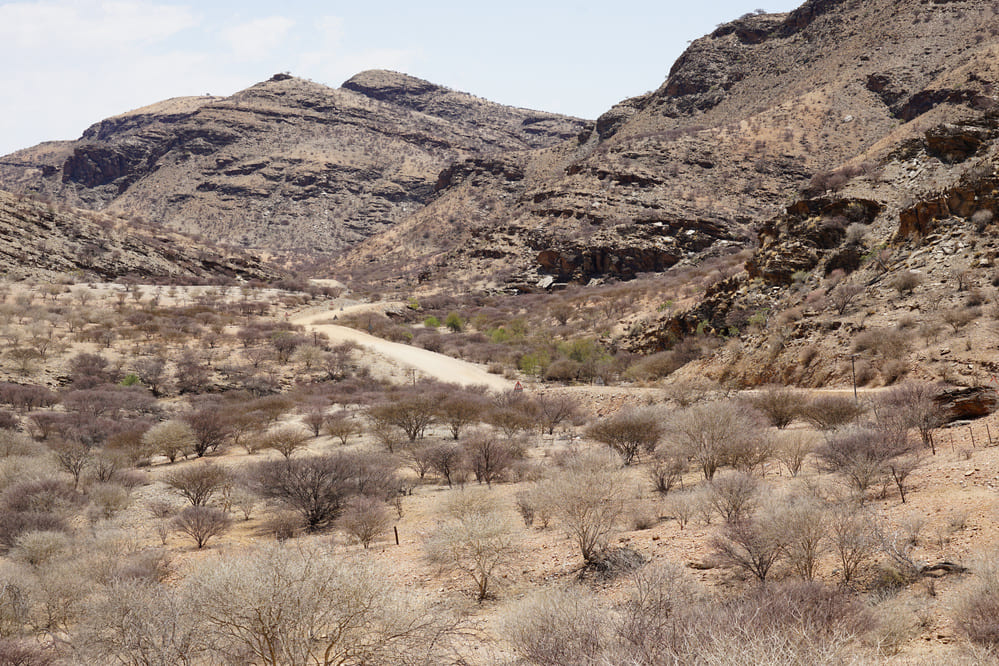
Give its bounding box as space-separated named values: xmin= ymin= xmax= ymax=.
xmin=264 ymin=511 xmax=300 ymax=541
xmin=871 ymin=596 xmax=922 ymax=657
xmin=712 ymin=515 xmax=783 ymax=583
xmin=499 ymin=585 xmax=608 ymax=666
xmin=676 ymin=581 xmax=874 ymax=664
xmin=615 ymin=563 xmax=701 ymax=663
xmin=625 ymin=351 xmax=684 ymax=381
xmin=426 ymin=442 xmax=466 ymax=488
xmin=141 ymin=420 xmax=195 ymax=463
xmin=627 ymin=503 xmax=659 ymax=531
xmin=880 ymin=360 xmax=908 ymax=385
xmin=801 ymin=395 xmax=864 ymax=431
xmin=662 ymin=377 xmax=719 ymax=407
xmin=828 ymin=283 xmax=864 ymax=314
xmin=247 ymin=451 xmax=396 ymax=530
xmin=164 ymin=464 xmax=230 ymax=507
xmin=827 ymin=503 xmax=875 ymax=586
xmin=464 ymin=431 xmax=521 ymax=486
xmin=0 ymin=638 xmax=55 ymax=665
xmin=535 ymin=451 xmax=627 ymax=562
xmin=854 ymin=329 xmax=910 ymax=361
xmin=708 ymin=471 xmax=760 ymax=524
xmin=771 ymin=496 xmax=827 ymax=581
xmin=773 ymin=430 xmax=816 ymax=476
xmin=799 ymin=345 xmax=819 ymax=367
xmin=814 ymin=429 xmax=900 ymax=502
xmin=114 ymin=549 xmax=171 ymax=584
xmin=4 ymin=478 xmax=84 ymax=516
xmin=87 ymin=482 xmax=131 ymax=520
xmin=424 ymin=491 xmax=519 ymax=601
xmin=649 ymin=445 xmax=686 ymax=496
xmin=745 ymin=384 xmax=806 ymax=429
xmin=955 ymin=558 xmax=999 ymax=648
xmin=10 ymin=530 xmax=71 ymax=568
xmin=942 ymin=305 xmax=979 ymax=331
xmin=963 ymin=287 xmax=987 ymax=308
xmin=0 ymin=431 xmax=40 ymax=457
xmin=260 ymin=426 xmax=310 ymax=459
xmin=323 ymin=411 xmax=359 ymax=446
xmin=179 ymin=542 xmax=455 ymax=665
xmin=664 ymin=490 xmax=697 ymax=530
xmin=514 ymin=490 xmax=537 ymax=528
xmin=889 ymin=271 xmax=924 ymax=296
xmin=853 ymin=360 xmax=876 ymax=387
xmin=667 ymin=400 xmax=766 ymax=480
xmin=339 ymin=495 xmax=391 ymax=549
xmin=436 ymin=391 xmax=487 ymax=440
xmin=228 ymin=488 xmax=256 ymax=521
xmin=586 ymin=408 xmax=663 ymax=465
xmin=74 ymin=577 xmax=204 ymax=665
xmin=504 ymin=572 xmax=875 ymax=665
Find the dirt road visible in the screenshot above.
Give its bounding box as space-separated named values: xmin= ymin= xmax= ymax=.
xmin=292 ymin=309 xmax=515 ymax=392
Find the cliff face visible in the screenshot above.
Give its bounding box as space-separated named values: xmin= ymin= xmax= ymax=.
xmin=0 ymin=190 xmax=278 ymax=283
xmin=341 ymin=0 xmax=999 ymax=291
xmin=0 ymin=71 xmax=587 ymax=255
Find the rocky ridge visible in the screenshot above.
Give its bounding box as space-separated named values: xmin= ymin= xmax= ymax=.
xmin=0 ymin=71 xmax=586 ymax=255
xmin=0 ymin=189 xmax=277 ymax=282
xmin=341 ymin=0 xmax=999 ymax=292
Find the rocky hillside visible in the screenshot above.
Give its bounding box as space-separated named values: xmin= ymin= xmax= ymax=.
xmin=0 ymin=71 xmax=586 ymax=255
xmin=621 ymin=102 xmax=999 ymax=390
xmin=0 ymin=189 xmax=278 ymax=282
xmin=341 ymin=0 xmax=999 ymax=292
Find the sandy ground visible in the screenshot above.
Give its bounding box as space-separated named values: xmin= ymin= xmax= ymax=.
xmin=293 ymin=307 xmax=515 ymax=392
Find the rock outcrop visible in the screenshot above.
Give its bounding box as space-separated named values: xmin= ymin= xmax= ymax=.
xmin=935 ymin=387 xmax=999 ymax=422
xmin=748 ymin=198 xmax=883 ymax=285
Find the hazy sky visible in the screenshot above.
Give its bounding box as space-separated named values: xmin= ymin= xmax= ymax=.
xmin=0 ymin=0 xmax=803 ymax=156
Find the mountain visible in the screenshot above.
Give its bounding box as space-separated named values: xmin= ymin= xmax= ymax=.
xmin=0 ymin=189 xmax=277 ymax=282
xmin=340 ymin=0 xmax=999 ymax=292
xmin=0 ymin=71 xmax=587 ymax=256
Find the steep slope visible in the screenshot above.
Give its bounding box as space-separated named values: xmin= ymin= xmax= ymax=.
xmin=0 ymin=189 xmax=278 ymax=282
xmin=0 ymin=72 xmax=587 ymax=255
xmin=341 ymin=0 xmax=999 ymax=292
xmin=611 ymin=3 xmax=999 ymax=388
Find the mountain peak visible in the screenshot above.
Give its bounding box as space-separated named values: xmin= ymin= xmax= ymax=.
xmin=341 ymin=70 xmax=447 ymax=106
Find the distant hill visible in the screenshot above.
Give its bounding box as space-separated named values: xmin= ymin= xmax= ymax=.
xmin=0 ymin=71 xmax=587 ymax=255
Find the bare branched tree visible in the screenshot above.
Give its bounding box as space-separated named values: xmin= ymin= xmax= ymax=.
xmin=165 ymin=463 xmax=231 ymax=507
xmin=587 ymin=408 xmax=664 ymax=465
xmin=667 ymin=400 xmax=765 ymax=480
xmin=172 ymin=506 xmax=230 ymax=549
xmin=425 ymin=491 xmax=519 ymax=601
xmin=538 ymin=452 xmax=627 ymax=563
xmin=184 ymin=543 xmax=455 ymax=665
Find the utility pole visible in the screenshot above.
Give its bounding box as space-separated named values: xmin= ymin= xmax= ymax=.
xmin=851 ymin=354 xmax=858 ymax=402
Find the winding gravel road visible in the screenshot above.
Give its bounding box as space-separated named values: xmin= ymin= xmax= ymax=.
xmin=293 ymin=309 xmax=514 ymax=392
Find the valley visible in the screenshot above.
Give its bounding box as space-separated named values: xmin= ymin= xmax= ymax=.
xmin=1 ymin=0 xmax=999 ymax=663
